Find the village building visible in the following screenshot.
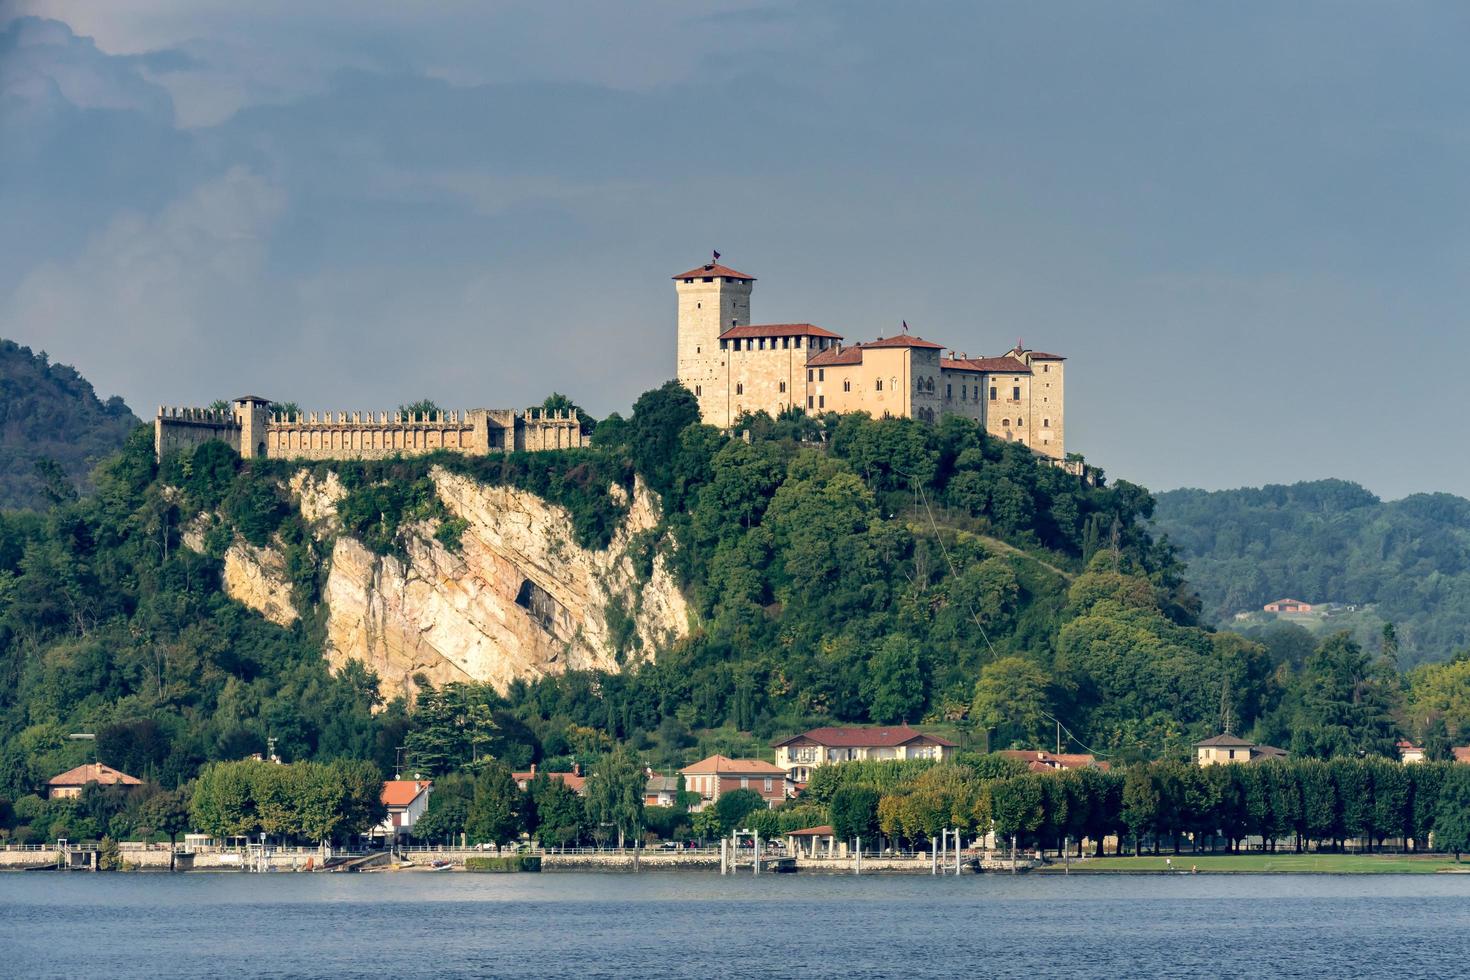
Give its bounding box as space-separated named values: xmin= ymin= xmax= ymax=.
xmin=1264 ymin=598 xmax=1313 ymax=613
xmin=644 ymin=775 xmax=681 ymax=808
xmin=47 ymin=763 xmax=142 ymax=800
xmin=679 ymin=755 xmax=789 ymax=811
xmin=784 ymin=825 xmax=838 ymax=858
xmin=1397 ymin=740 xmax=1427 ymax=764
xmin=1194 ymin=734 xmax=1288 ymax=766
xmin=772 ymin=726 xmax=957 ymax=783
xmin=997 ymin=750 xmax=1109 ymax=773
xmin=376 ymin=780 xmax=433 ymax=840
xmin=673 ymin=257 xmax=1067 ymax=458
xmin=512 ymin=763 xmax=586 ymax=796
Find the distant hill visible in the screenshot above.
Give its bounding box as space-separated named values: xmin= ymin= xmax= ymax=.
xmin=1152 ymin=479 xmax=1470 ymax=666
xmin=0 ymin=340 xmax=140 ymax=509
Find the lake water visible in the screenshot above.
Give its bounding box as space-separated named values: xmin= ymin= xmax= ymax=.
xmin=3 ymin=871 xmax=1468 ymax=978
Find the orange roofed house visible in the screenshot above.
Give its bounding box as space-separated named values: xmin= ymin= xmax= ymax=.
xmin=512 ymin=763 xmax=586 ymax=796
xmin=997 ymin=750 xmax=1110 ymax=773
xmin=376 ymin=780 xmax=432 ymax=840
xmin=679 ymin=755 xmax=790 ymax=811
xmin=47 ymin=763 xmax=142 ymax=800
xmin=772 ymin=726 xmax=957 ymax=784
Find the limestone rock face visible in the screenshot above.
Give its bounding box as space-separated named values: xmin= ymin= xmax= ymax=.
xmin=200 ymin=465 xmax=689 ymax=700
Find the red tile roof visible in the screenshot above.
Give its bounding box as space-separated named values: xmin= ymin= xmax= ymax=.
xmin=940 ymin=357 xmax=983 ymax=373
xmin=48 ymin=763 xmax=142 ymax=788
xmin=1453 ymin=747 xmax=1470 ymax=764
xmin=787 ymin=825 xmax=834 ymax=837
xmin=864 ymin=334 xmax=945 ymax=350
xmin=514 ymin=769 xmax=587 ymax=794
xmin=672 ymin=262 xmax=755 ymax=281
xmin=381 ymin=779 xmax=432 ymax=808
xmin=806 ymin=344 xmax=866 ymax=367
xmin=998 ymin=750 xmax=1108 ymax=772
xmin=720 ymin=323 xmax=843 ymax=341
xmin=680 ymin=754 xmax=787 ymax=776
xmin=772 ymin=726 xmax=957 ymax=749
xmin=947 ymin=356 xmax=1030 ymax=374
xmin=1026 ymin=351 xmax=1066 ymax=360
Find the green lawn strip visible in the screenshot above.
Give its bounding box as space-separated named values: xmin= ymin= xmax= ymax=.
xmin=1035 ymin=853 xmax=1465 ymax=874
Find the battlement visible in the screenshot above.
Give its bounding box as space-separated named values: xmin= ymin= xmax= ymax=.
xmin=154 ymin=400 xmax=585 ymax=462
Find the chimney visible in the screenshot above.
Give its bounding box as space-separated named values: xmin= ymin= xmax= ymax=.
xmin=573 ymin=762 xmax=582 ymax=777
xmin=530 ymin=763 xmax=537 ymax=778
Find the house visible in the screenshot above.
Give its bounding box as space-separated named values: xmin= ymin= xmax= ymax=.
xmin=47 ymin=763 xmax=142 ymax=800
xmin=377 ymin=780 xmax=432 ymax=840
xmin=1397 ymin=740 xmax=1427 ymax=764
xmin=772 ymin=726 xmax=957 ymax=783
xmin=645 ymin=775 xmax=681 ymax=808
xmin=1455 ymin=747 xmax=1470 ymax=764
xmin=998 ymin=750 xmax=1109 ymax=773
xmin=513 ymin=763 xmax=586 ymax=796
xmin=1194 ymin=734 xmax=1288 ymax=766
xmin=679 ymin=755 xmax=789 ymax=810
xmin=1264 ymin=598 xmax=1313 ymax=613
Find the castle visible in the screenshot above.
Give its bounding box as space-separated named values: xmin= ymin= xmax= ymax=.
xmin=154 ymin=254 xmax=1067 ymax=463
xmin=154 ymin=402 xmax=584 ymax=462
xmin=674 ymin=257 xmax=1066 ymax=458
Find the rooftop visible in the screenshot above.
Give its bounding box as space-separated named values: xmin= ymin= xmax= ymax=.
xmin=863 ymin=334 xmax=945 ymax=350
xmin=1194 ymin=733 xmax=1256 ymax=748
xmin=680 ymin=754 xmax=787 ymax=776
xmin=806 ymin=344 xmax=866 ymax=367
xmin=952 ymin=356 xmax=1031 ymax=374
xmin=381 ymin=779 xmax=432 ymax=808
xmin=773 ymin=726 xmax=957 ymax=749
xmin=48 ymin=763 xmax=142 ymax=788
xmin=720 ymin=323 xmax=843 ymax=341
xmin=673 ymin=262 xmax=755 ymax=281
xmin=786 ymin=825 xmax=834 ymax=837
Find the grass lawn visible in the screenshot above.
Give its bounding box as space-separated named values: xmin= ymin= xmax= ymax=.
xmin=1036 ymin=852 xmax=1470 ymax=874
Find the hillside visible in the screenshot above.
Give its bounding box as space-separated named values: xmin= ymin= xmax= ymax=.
xmin=1152 ymin=479 xmax=1470 ymax=665
xmin=0 ymin=340 xmax=140 ymax=509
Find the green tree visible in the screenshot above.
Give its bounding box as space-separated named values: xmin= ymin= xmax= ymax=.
xmin=528 ymin=775 xmax=587 ymax=849
xmin=584 ymin=746 xmax=645 ymax=848
xmin=713 ymin=788 xmax=768 ymax=834
xmin=988 ymin=775 xmax=1044 ymax=846
xmin=630 ymin=381 xmax=701 ymax=500
xmin=1121 ymin=767 xmax=1160 ymax=856
xmin=398 ymin=399 xmax=442 ymax=421
xmin=1434 ymin=767 xmax=1470 ymax=860
xmin=465 ymin=762 xmax=523 ymax=845
xmin=971 ymin=657 xmax=1051 ymax=748
xmin=829 ymin=786 xmax=881 ymax=846
xmin=862 ymin=635 xmax=925 ymax=724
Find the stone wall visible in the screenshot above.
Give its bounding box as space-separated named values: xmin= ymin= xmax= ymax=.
xmin=155 ymin=406 xmax=242 ymax=459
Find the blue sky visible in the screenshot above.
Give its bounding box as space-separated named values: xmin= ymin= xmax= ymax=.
xmin=2 ymin=1 xmax=1467 ymax=499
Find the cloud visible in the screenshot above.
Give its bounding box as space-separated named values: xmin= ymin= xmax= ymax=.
xmin=3 ymin=167 xmax=286 ymax=406
xmin=0 ymin=15 xmax=173 ymax=120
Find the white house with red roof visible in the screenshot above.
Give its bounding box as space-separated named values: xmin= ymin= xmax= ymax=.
xmin=771 ymin=726 xmax=957 ymax=783
xmin=679 ymin=755 xmax=791 ymax=811
xmin=47 ymin=763 xmax=142 ymax=800
xmin=376 ymin=779 xmax=432 ymax=840
xmin=672 ymin=255 xmax=1066 ymax=457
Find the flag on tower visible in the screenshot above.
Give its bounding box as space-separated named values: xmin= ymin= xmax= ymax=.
xmin=712 ymin=250 xmax=721 ymax=261
xmin=902 ymin=319 xmax=909 ymax=333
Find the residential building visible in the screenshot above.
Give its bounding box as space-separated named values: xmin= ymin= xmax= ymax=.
xmin=645 ymin=775 xmax=681 ymax=808
xmin=1264 ymin=598 xmax=1313 ymax=613
xmin=377 ymin=780 xmax=432 ymax=840
xmin=1194 ymin=734 xmax=1288 ymax=766
xmin=772 ymin=726 xmax=958 ymax=783
xmin=1455 ymin=747 xmax=1470 ymax=764
xmin=1397 ymin=741 xmax=1427 ymax=764
xmin=679 ymin=755 xmax=789 ymax=810
xmin=998 ymin=750 xmax=1109 ymax=773
xmin=47 ymin=763 xmax=142 ymax=800
xmin=512 ymin=763 xmax=586 ymax=796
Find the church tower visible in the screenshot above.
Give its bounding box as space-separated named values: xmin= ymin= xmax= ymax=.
xmin=673 ymin=256 xmax=753 ymax=423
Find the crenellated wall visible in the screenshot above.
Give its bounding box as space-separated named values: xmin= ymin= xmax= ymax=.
xmin=155 ymin=399 xmax=585 ymax=461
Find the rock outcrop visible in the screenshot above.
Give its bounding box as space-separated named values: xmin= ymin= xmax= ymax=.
xmin=198 ymin=465 xmax=689 ymax=699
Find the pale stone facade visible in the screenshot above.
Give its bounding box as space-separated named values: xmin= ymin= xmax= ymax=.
xmin=155 ymin=400 xmax=583 ymax=462
xmin=673 ymin=258 xmax=1068 ymax=458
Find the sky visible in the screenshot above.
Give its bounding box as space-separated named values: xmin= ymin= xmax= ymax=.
xmin=2 ymin=1 xmax=1468 ymax=500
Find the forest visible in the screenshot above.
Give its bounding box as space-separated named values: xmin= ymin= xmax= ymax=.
xmin=1 ymin=381 xmax=1468 ymax=847
xmin=1153 ymin=479 xmax=1470 ymax=665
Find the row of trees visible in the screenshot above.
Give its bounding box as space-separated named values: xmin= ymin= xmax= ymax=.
xmin=814 ymin=757 xmax=1470 ymax=858
xmin=189 ymin=759 xmax=384 ymax=846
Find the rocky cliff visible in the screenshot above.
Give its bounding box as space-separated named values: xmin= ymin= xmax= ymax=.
xmin=190 ymin=466 xmax=689 ymax=699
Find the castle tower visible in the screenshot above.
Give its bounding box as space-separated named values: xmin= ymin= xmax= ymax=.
xmin=673 ymin=256 xmax=753 ymax=422
xmin=235 ymin=395 xmax=273 ymax=459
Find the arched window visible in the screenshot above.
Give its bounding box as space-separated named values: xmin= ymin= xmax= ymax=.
xmin=1002 ymin=419 xmax=1010 ymax=427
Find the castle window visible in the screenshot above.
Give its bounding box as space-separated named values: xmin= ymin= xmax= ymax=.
xmin=1012 ymin=386 xmax=1021 ymax=400
xmin=736 ymin=383 xmax=744 ymax=395
xmin=989 ymin=386 xmax=997 ymax=400
xmin=696 ymin=346 xmax=701 ymax=354
xmin=962 ymin=385 xmax=967 ymax=400
xmin=779 ymin=381 xmax=786 ymax=393
xmin=818 ymin=369 xmax=825 ymax=382
xmin=1043 ymin=364 xmax=1050 ymax=372
xmin=685 ymin=278 xmax=694 ymax=283
xmin=702 ymin=276 xmax=713 ymax=282
xmin=1043 ymin=418 xmax=1049 ymax=427
xmin=843 ymin=379 xmax=851 ymax=392
xmin=782 ymin=337 xmax=790 ymax=349
xmin=818 ymin=395 xmax=825 ymax=409
xmin=875 ymin=378 xmax=883 ymax=391
xmin=947 ymin=384 xmax=952 ymax=399
xmin=758 ymin=338 xmax=766 ymax=350
xmin=1003 ymin=419 xmax=1010 ymax=427
xmin=807 ymin=369 xmax=813 ymax=382
xmin=794 ymin=337 xmax=802 ymax=348
xmin=695 ymin=385 xmax=702 ymax=397
xmin=720 ymin=339 xmax=728 ymax=350
xmin=808 ymin=396 xmax=814 ymax=409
